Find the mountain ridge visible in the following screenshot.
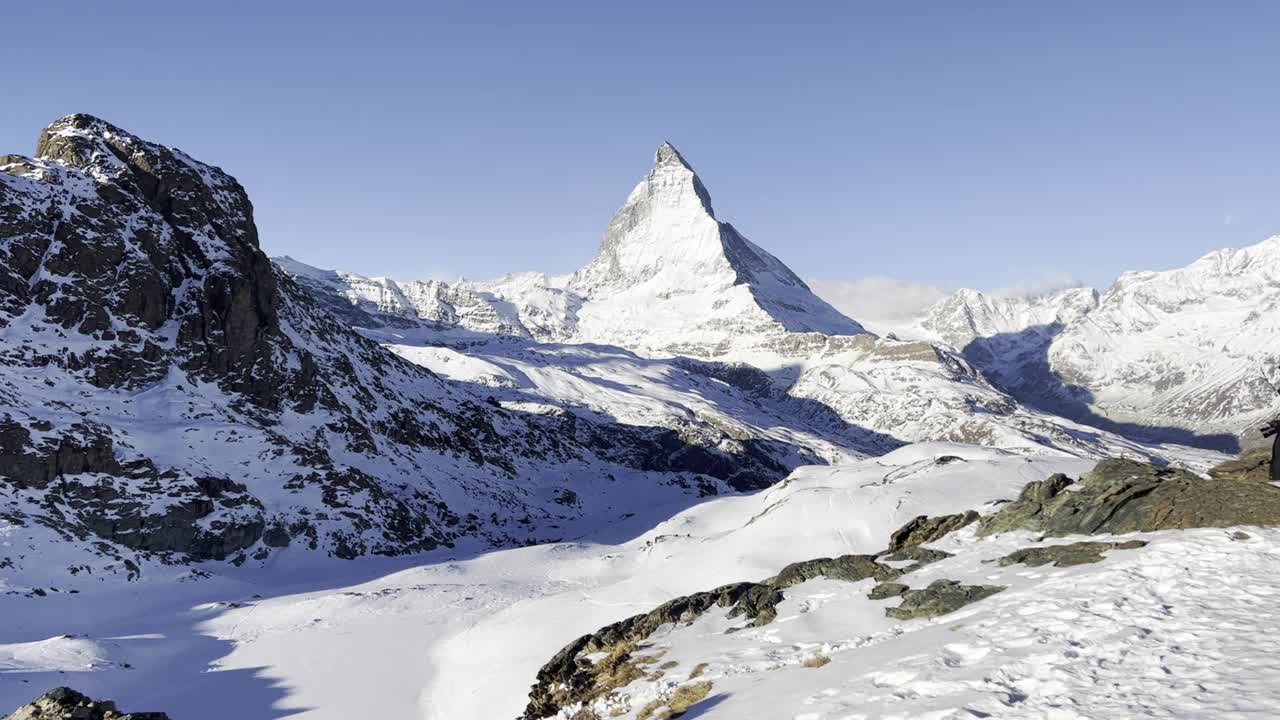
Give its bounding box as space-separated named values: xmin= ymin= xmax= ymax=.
xmin=916 ymin=235 xmax=1280 ymax=449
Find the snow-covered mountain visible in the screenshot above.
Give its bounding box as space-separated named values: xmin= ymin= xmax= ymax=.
xmin=279 ymin=145 xmax=1200 ymax=462
xmin=3 ymin=115 xmax=1274 ymax=720
xmin=566 ymin=142 xmax=864 ymax=352
xmin=278 ymin=142 xmax=863 ymax=353
xmin=0 ymin=116 xmax=875 ymax=587
xmin=917 ymin=239 xmax=1280 ymax=450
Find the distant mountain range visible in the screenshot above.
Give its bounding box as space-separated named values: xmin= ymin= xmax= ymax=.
xmin=913 ymin=237 xmax=1280 ymax=451
xmin=0 ymin=114 xmax=1272 ymax=582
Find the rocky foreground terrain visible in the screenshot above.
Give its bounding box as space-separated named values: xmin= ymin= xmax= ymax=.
xmin=3 ymin=687 xmax=167 ymax=720
xmin=521 ymin=450 xmax=1280 ymax=720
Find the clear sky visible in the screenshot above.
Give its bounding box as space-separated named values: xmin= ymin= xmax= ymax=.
xmin=4 ymin=1 xmax=1279 ymax=299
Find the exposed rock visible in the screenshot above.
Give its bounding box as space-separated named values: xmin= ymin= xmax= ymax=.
xmin=770 ymin=554 xmax=899 ymax=591
xmin=979 ymin=459 xmax=1280 ymax=537
xmin=868 ymin=582 xmax=909 ymax=600
xmin=878 ymin=545 xmax=953 ymax=568
xmin=3 ymin=687 xmax=168 ymax=720
xmin=997 ymin=540 xmax=1148 ymax=568
xmin=1209 ymin=447 xmax=1275 ymax=483
xmin=887 ymin=510 xmax=979 ymax=551
xmin=885 ymin=580 xmax=1006 ymax=620
xmin=523 ymin=553 xmax=899 ymax=718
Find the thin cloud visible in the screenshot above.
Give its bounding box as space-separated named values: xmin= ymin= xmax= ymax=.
xmin=809 ymin=276 xmax=949 ymax=330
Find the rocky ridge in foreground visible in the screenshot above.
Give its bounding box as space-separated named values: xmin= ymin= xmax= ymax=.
xmin=521 ymin=451 xmax=1280 ymax=719
xmin=3 ymin=687 xmax=168 ymax=720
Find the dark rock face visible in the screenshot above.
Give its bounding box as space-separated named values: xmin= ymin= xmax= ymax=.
xmin=3 ymin=115 xmax=277 ymax=398
xmin=997 ymin=540 xmax=1147 ymax=568
xmin=0 ymin=415 xmax=264 ymax=560
xmin=3 ymin=687 xmax=169 ymax=720
xmin=888 ymin=510 xmax=979 ymax=552
xmin=978 ymin=459 xmax=1280 ymax=537
xmin=884 ymin=580 xmax=1006 ymax=620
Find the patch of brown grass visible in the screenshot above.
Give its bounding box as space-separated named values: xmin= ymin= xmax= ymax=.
xmin=802 ymin=654 xmax=831 ymax=668
xmin=636 ymin=681 xmax=715 ymax=720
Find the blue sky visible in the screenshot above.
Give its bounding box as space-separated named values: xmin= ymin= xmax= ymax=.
xmin=4 ymin=2 xmax=1279 ymax=298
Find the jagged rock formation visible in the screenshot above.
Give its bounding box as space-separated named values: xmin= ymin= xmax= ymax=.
xmin=3 ymin=687 xmax=167 ymax=720
xmin=521 ymin=505 xmax=986 ymax=718
xmin=1209 ymin=445 xmax=1274 ymax=483
xmin=887 ymin=510 xmax=979 ymax=552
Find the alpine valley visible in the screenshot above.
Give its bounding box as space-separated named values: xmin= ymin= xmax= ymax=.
xmin=2 ymin=116 xmax=1279 ymax=720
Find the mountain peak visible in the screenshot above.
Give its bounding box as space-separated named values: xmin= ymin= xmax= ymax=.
xmin=568 ymin=144 xmax=866 ymax=345
xmin=654 ymin=141 xmax=694 ymax=171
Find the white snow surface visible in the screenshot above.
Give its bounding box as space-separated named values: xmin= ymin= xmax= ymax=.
xmin=915 ymin=237 xmax=1280 ymax=444
xmin=8 ymin=444 xmax=1265 ymax=720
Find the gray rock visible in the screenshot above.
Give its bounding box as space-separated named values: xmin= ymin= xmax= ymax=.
xmin=997 ymin=540 xmax=1148 ymax=568
xmin=1208 ymin=447 xmax=1274 ymax=484
xmin=979 ymin=459 xmax=1280 ymax=537
xmin=885 ymin=580 xmax=1006 ymax=620
xmin=888 ymin=510 xmax=979 ymax=552
xmin=523 ymin=552 xmax=900 ymax=719
xmin=3 ymin=687 xmax=169 ymax=720
xmin=878 ymin=545 xmax=954 ymax=569
xmin=868 ymin=582 xmax=909 ymax=600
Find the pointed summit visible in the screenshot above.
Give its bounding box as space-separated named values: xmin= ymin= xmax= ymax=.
xmin=654 ymin=141 xmax=695 ymax=171
xmin=568 ymin=144 xmax=865 ymax=352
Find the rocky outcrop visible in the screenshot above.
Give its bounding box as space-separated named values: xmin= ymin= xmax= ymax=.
xmin=978 ymin=459 xmax=1280 ymax=537
xmin=997 ymin=540 xmax=1147 ymax=568
xmin=523 ymin=455 xmax=1280 ymax=717
xmin=884 ymin=580 xmax=1006 ymax=620
xmin=888 ymin=510 xmax=979 ymax=552
xmin=1208 ymin=447 xmax=1275 ymax=483
xmin=524 ymin=521 xmax=982 ymax=718
xmin=522 ymin=552 xmax=904 ymax=718
xmin=3 ymin=687 xmax=168 ymax=720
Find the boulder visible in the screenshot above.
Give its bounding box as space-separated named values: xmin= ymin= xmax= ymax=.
xmin=979 ymin=459 xmax=1280 ymax=537
xmin=997 ymin=539 xmax=1147 ymax=568
xmin=887 ymin=510 xmax=979 ymax=551
xmin=3 ymin=687 xmax=169 ymax=720
xmin=885 ymin=580 xmax=1006 ymax=620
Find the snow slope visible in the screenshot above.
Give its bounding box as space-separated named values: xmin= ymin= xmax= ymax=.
xmin=4 ymin=444 xmax=1244 ymax=720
